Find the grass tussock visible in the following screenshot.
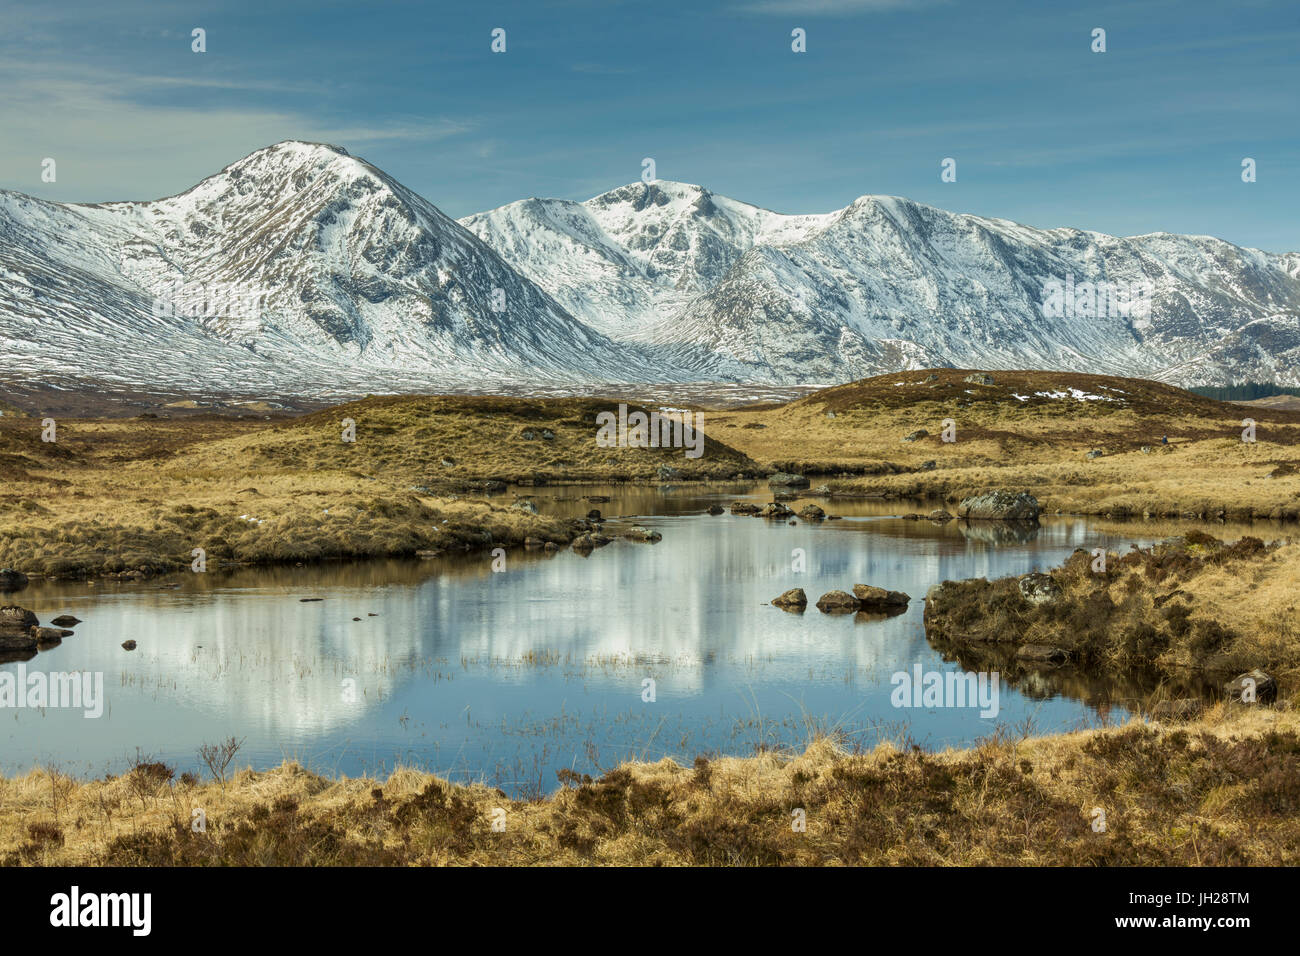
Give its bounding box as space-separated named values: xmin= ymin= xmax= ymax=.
xmin=925 ymin=532 xmax=1300 ymax=688
xmin=4 ymin=707 xmax=1298 ymax=866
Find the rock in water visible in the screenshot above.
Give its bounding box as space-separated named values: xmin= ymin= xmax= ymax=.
xmin=816 ymin=590 xmax=860 ymax=613
xmin=50 ymin=615 xmax=82 ymax=627
xmin=958 ymin=491 xmax=1041 ymax=521
xmin=767 ymin=472 xmax=810 ymax=489
xmin=122 ymin=640 xmax=138 ymax=651
xmin=771 ymin=588 xmax=808 ymax=608
xmin=852 ymin=585 xmax=910 ymax=608
xmin=0 ymin=569 xmax=29 ymax=591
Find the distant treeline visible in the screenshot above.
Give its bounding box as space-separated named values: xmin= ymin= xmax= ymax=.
xmin=1190 ymin=382 xmax=1300 ymax=401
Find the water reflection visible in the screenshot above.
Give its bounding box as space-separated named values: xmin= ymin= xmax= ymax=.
xmin=0 ymin=483 xmax=1275 ymax=795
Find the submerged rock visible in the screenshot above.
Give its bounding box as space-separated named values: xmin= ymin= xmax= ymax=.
xmin=121 ymin=640 xmax=138 ymax=651
xmin=730 ymin=501 xmax=762 ymax=516
xmin=706 ymin=504 xmax=724 ymax=515
xmin=1015 ymin=644 xmax=1068 ymax=665
xmin=50 ymin=615 xmax=82 ymax=627
xmin=928 ymin=509 xmax=953 ymax=522
xmin=622 ymin=526 xmax=662 ymax=543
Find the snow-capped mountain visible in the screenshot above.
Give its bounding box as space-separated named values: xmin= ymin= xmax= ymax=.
xmin=2 ymin=140 xmax=1298 ymax=398
xmin=0 ymin=142 xmax=685 ymax=397
xmin=465 ymin=189 xmax=1300 ymax=387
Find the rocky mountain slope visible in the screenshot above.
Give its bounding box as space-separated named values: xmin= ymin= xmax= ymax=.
xmin=2 ymin=140 xmax=1297 ymax=398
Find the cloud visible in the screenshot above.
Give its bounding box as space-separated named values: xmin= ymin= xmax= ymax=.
xmin=0 ymin=58 xmax=471 ymax=201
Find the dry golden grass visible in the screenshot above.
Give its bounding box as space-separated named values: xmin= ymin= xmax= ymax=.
xmin=715 ymin=369 xmax=1300 ymax=519
xmin=925 ymin=532 xmax=1300 ymax=691
xmin=4 ymin=705 xmax=1296 ymax=866
xmin=0 ymin=396 xmax=753 ymax=577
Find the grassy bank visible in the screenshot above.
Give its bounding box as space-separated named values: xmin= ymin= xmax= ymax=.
xmin=0 ymin=396 xmax=753 ymax=578
xmin=714 ymin=369 xmax=1300 ymax=520
xmin=3 ymin=705 xmax=1296 ymax=866
xmin=924 ymin=532 xmax=1300 ymax=694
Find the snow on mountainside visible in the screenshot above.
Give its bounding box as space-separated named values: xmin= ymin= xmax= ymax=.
xmin=2 ymin=141 xmax=1298 ymax=398
xmin=466 ymin=188 xmax=1300 ymax=387
xmin=0 ymin=142 xmax=687 ymax=396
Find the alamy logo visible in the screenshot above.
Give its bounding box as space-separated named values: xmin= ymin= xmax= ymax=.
xmin=595 ymin=404 xmax=704 ymax=459
xmin=890 ymin=665 xmax=1000 ymax=718
xmin=0 ymin=664 xmax=103 ymax=718
xmin=1041 ymin=273 xmax=1153 ymax=324
xmin=50 ymin=886 xmax=151 ymax=936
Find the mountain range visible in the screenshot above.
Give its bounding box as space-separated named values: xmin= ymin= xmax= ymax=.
xmin=3 ymin=140 xmax=1298 ymax=399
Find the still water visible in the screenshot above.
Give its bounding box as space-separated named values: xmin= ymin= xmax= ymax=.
xmin=0 ymin=483 xmax=1232 ymax=795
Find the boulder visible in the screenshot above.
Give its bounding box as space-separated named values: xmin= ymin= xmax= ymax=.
xmin=622 ymin=526 xmax=662 ymax=543
xmin=767 ymin=472 xmax=810 ymax=489
xmin=759 ymin=502 xmax=794 ymax=518
xmin=812 ymin=484 xmax=833 ymax=495
xmin=798 ymin=504 xmax=825 ymax=520
xmin=730 ymin=501 xmax=762 ymax=516
xmin=586 ymin=509 xmax=603 ymax=520
xmin=50 ymin=615 xmax=81 ymax=627
xmin=852 ymin=585 xmax=910 ymax=608
xmin=511 ymin=499 xmax=538 ymax=514
xmin=121 ymin=640 xmax=137 ymax=651
xmin=771 ymin=588 xmax=808 ymax=608
xmin=657 ymin=465 xmax=681 ymax=481
xmin=958 ymin=491 xmax=1041 ymax=521
xmin=572 ymin=533 xmax=613 ymax=551
xmin=706 ymin=504 xmax=725 ymax=515
xmin=1085 ymin=449 xmax=1104 ymax=460
xmin=0 ymin=569 xmax=29 ymax=591
xmin=919 ymin=460 xmax=937 ymax=471
xmin=0 ymin=605 xmax=39 ymax=632
xmin=963 ymin=372 xmax=995 ymax=386
xmin=0 ymin=606 xmax=39 ymax=651
xmin=902 ymin=429 xmax=928 ymax=443
xmin=815 ymin=590 xmax=860 ymax=613
xmin=1224 ymin=669 xmax=1278 ymax=705
xmin=1017 ymin=572 xmax=1062 ymax=605
xmin=32 ymin=626 xmax=73 ymax=643
xmin=928 ymin=509 xmax=954 ymax=522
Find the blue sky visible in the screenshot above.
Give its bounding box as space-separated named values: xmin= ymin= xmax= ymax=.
xmin=2 ymin=0 xmax=1297 ymax=250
